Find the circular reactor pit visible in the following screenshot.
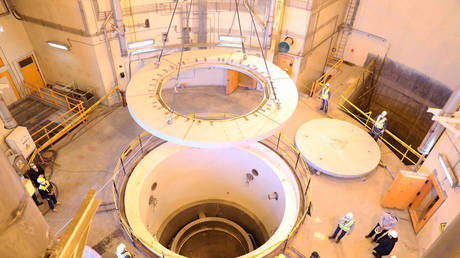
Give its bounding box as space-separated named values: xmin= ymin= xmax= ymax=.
xmin=295 ymin=118 xmax=381 ymax=178
xmin=121 ymin=141 xmax=304 ymax=257
xmin=126 ymin=49 xmax=298 ymax=148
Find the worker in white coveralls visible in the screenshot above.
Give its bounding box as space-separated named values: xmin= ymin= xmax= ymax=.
xmin=319 ymin=83 xmax=331 ymax=114
xmin=116 ymin=243 xmax=132 ymax=258
xmin=370 ymin=111 xmax=388 ymax=141
xmin=328 ymin=212 xmax=355 ymax=243
xmin=366 ymin=212 xmax=398 ymax=241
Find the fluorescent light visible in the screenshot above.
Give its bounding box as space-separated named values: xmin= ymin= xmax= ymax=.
xmin=218 ymin=35 xmax=245 ymax=43
xmin=47 ymin=41 xmax=69 ymax=51
xmin=128 ymin=39 xmax=155 ymax=49
xmin=216 ymin=43 xmax=242 ymax=48
xmin=130 ymin=48 xmax=158 ymax=55
xmin=438 ymin=153 xmax=458 ymax=187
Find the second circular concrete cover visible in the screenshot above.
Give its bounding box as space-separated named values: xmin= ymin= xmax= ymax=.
xmin=295 ymin=118 xmax=381 ymax=178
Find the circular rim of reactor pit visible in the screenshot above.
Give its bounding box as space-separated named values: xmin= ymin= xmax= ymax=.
xmin=295 ymin=118 xmax=381 ymax=178
xmin=126 ymin=49 xmax=298 ymax=148
xmin=123 ymin=142 xmax=302 ymax=258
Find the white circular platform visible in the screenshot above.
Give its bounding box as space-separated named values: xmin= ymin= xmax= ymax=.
xmin=295 ymin=118 xmax=381 ymax=178
xmin=126 ymin=49 xmax=298 ymax=148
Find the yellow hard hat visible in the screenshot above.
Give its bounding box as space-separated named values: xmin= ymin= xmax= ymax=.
xmin=37 ymin=177 xmax=46 ymax=184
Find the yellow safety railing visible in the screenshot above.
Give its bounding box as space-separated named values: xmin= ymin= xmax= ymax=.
xmin=26 ymin=86 xmax=119 ymax=168
xmin=338 ymin=90 xmax=422 ymax=165
xmin=23 ymin=81 xmax=87 ymax=146
xmin=24 ymin=81 xmax=82 ymax=110
xmin=111 ymin=132 xmax=313 ymax=257
xmin=30 ymin=102 xmax=85 ymax=146
xmin=309 ymin=56 xmax=344 ymax=97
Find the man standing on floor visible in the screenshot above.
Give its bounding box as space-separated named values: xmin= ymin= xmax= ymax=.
xmin=328 ymin=212 xmax=354 ymax=243
xmin=319 ymin=83 xmax=331 ymax=114
xmin=24 ymin=162 xmax=46 ymax=206
xmin=372 ymin=230 xmax=398 ymax=257
xmin=366 ymin=212 xmax=398 ymax=241
xmin=37 ymin=175 xmax=60 ymax=212
xmin=370 ymin=111 xmax=388 ymax=141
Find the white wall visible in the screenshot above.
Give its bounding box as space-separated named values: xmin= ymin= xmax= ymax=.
xmin=349 ymin=0 xmax=460 ymax=88
xmin=416 ymin=130 xmax=460 ymax=255
xmin=162 ymin=67 xmax=227 ymax=89
xmin=0 ymin=14 xmax=34 ymax=98
xmin=0 ymin=15 xmax=33 ymax=68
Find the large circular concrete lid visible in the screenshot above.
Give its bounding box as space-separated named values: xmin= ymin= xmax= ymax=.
xmin=295 ymin=118 xmax=381 ymax=178
xmin=126 ymin=49 xmax=298 ymax=148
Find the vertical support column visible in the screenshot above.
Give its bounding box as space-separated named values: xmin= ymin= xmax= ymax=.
xmin=197 ymin=0 xmax=207 ymax=46
xmin=0 ymin=150 xmax=50 ymax=257
xmin=0 ymin=93 xmax=18 ymax=129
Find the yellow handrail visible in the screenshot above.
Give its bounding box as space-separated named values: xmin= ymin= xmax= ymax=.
xmin=309 ymin=57 xmax=344 ymax=97
xmin=30 ymin=103 xmax=84 ymax=141
xmin=338 ymin=96 xmax=422 ymax=165
xmin=24 ymin=81 xmax=82 ymax=110
xmin=26 ymin=86 xmax=119 ymax=168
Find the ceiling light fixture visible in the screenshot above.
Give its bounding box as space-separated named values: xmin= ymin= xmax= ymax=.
xmin=216 ymin=43 xmax=241 ymax=48
xmin=438 ymin=153 xmax=458 ymax=187
xmin=47 ymin=41 xmax=70 ymax=51
xmin=128 ymin=39 xmax=155 ymax=49
xmin=218 ymin=35 xmax=245 ymax=43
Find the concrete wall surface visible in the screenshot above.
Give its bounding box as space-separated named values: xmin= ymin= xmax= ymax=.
xmin=417 ymin=130 xmax=460 ymax=255
xmin=296 ymin=0 xmax=347 ymax=91
xmin=350 ymin=0 xmax=460 ymax=88
xmin=0 ymin=14 xmax=34 ymax=97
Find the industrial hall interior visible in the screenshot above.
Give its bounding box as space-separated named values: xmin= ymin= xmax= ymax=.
xmin=1 ymin=0 xmax=459 ymax=257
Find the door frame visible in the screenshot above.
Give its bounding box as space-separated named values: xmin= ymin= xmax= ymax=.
xmin=409 ymin=172 xmax=446 ymax=233
xmin=14 ymin=52 xmax=46 ymax=87
xmin=0 ymin=47 xmax=23 ymax=101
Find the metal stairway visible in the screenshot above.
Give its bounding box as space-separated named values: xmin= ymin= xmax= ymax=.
xmin=332 ymin=0 xmax=360 ymax=59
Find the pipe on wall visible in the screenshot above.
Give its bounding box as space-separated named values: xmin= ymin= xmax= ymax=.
xmin=416 ymin=83 xmax=460 ymax=167
xmin=111 ymin=0 xmax=128 ymax=57
xmin=0 ymin=93 xmax=17 ymax=129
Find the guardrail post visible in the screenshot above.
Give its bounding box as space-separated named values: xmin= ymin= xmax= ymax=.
xmin=282 ymin=238 xmax=289 ymax=253
xmin=295 ymin=152 xmax=300 ymax=169
xmin=120 ymin=157 xmax=126 ymax=176
xmin=276 ymin=133 xmax=281 ymax=150
xmin=65 ymin=96 xmax=71 ymax=110
xmin=401 ymin=147 xmax=410 ymax=163
xmin=139 ymin=135 xmax=144 ymax=153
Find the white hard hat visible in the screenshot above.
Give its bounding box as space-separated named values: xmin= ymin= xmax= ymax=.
xmin=345 ymin=212 xmax=353 ymax=220
xmin=382 ymin=110 xmax=387 ymax=116
xmin=325 ymin=83 xmax=330 ymax=87
xmin=388 ymin=230 xmax=398 ymax=238
xmin=116 ymin=243 xmax=126 ymax=255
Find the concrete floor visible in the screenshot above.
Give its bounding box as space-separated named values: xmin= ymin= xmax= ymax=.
xmin=41 ymin=64 xmax=420 ymax=258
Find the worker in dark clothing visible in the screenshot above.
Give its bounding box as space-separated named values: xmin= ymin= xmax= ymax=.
xmin=24 ymin=162 xmax=46 ymax=206
xmin=319 ymin=83 xmax=331 ymax=114
xmin=372 ymin=230 xmax=398 ymax=257
xmin=366 ymin=212 xmax=398 ymax=241
xmin=370 ymin=111 xmax=388 ymax=141
xmin=25 ymin=162 xmax=45 ymax=187
xmin=37 ymin=176 xmax=60 ymax=211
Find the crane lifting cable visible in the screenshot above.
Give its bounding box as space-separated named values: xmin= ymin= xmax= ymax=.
xmin=167 ymin=0 xmax=194 ymax=124
xmin=246 ymin=1 xmax=279 ymax=106
xmin=234 ymin=0 xmax=247 ymax=59
xmin=156 ymin=0 xmax=180 ymax=67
